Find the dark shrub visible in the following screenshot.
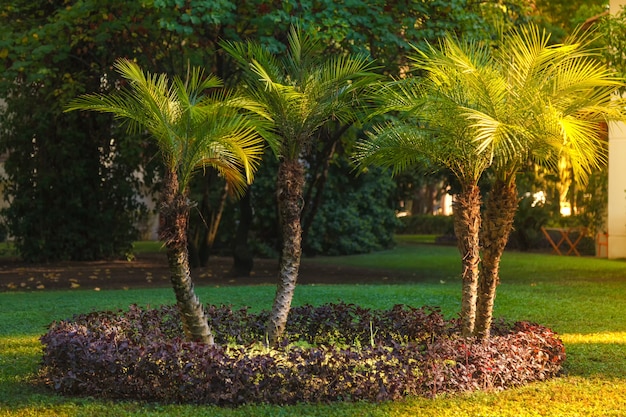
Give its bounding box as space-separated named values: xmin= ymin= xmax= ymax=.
xmin=39 ymin=303 xmax=565 ymax=405
xmin=508 ymin=196 xmax=551 ymax=251
xmin=397 ymin=214 xmax=455 ymax=235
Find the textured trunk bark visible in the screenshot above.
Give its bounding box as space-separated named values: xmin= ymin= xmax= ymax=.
xmin=452 ymin=184 xmax=482 ymax=337
xmin=166 ymin=246 xmax=215 ymax=344
xmin=267 ymin=159 xmax=305 ymax=346
xmin=159 ymin=170 xmax=214 ymax=344
xmin=475 ymin=179 xmax=517 ymax=339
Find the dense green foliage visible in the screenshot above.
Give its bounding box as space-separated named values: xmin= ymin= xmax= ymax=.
xmin=0 ymin=1 xmax=167 ymax=261
xmin=0 ymin=0 xmax=530 ymax=261
xmin=306 ymin=164 xmax=399 ymax=256
xmin=397 ymin=214 xmax=455 ymax=235
xmin=0 ymin=105 xmax=143 ymax=261
xmin=224 ymin=155 xmax=399 ymax=258
xmin=157 ymin=0 xmax=518 ymax=74
xmin=532 ymin=0 xmax=607 ymax=41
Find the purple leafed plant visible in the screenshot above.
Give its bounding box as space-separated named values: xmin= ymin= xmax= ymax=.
xmin=39 ymin=303 xmax=566 ymax=405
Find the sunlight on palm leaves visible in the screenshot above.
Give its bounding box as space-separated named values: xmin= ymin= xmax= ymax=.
xmin=66 ymin=58 xmax=265 ymax=195
xmin=222 ymin=25 xmax=379 ymax=160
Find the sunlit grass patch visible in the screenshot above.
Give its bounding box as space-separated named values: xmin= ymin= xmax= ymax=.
xmin=384 ymin=377 xmax=626 ymax=417
xmin=0 ymin=335 xmax=42 ymax=408
xmin=0 ymin=335 xmax=41 ymax=376
xmin=561 ymin=332 xmax=626 ymax=344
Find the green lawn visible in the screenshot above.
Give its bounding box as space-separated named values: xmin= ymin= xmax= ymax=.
xmin=1 ymin=239 xmax=626 ymax=416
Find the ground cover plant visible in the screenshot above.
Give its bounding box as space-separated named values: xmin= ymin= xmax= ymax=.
xmin=38 ymin=304 xmax=564 ymax=405
xmin=2 ymin=240 xmax=626 ymax=415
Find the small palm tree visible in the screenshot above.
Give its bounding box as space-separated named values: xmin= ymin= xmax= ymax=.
xmin=355 ymin=39 xmax=494 ymax=336
xmin=222 ymin=26 xmax=379 ymax=345
xmin=66 ymin=59 xmax=265 ymax=344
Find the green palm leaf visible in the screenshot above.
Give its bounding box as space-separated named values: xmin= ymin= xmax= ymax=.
xmin=221 ymin=27 xmax=379 ymax=161
xmin=66 ymin=58 xmax=265 ymax=194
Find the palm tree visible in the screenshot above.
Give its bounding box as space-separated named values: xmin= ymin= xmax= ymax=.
xmin=66 ymin=59 xmax=265 ymax=344
xmin=357 ymin=25 xmax=625 ymax=339
xmin=466 ymin=25 xmax=625 ymax=338
xmin=222 ymin=26 xmax=379 ymax=345
xmin=355 ymin=38 xmax=494 ymax=337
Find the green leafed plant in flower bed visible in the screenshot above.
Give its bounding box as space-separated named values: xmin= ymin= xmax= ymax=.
xmin=39 ymin=303 xmax=565 ymax=405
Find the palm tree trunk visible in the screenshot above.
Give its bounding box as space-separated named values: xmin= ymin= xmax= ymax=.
xmin=267 ymin=159 xmax=305 ymax=346
xmin=452 ymin=183 xmax=482 ymax=337
xmin=159 ymin=170 xmax=214 ymax=344
xmin=475 ymin=178 xmax=517 ymax=339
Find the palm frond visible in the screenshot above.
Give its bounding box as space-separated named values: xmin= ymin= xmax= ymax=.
xmin=179 ymin=112 xmax=264 ymax=196
xmin=355 ymin=123 xmax=430 ymax=175
xmin=361 ymin=22 xmax=625 ymax=189
xmin=222 ymin=26 xmax=378 ymax=161
xmin=66 ymin=58 xmax=266 ymax=194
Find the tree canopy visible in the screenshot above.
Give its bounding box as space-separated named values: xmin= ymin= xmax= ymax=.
xmin=1 ymin=0 xmax=597 ymax=262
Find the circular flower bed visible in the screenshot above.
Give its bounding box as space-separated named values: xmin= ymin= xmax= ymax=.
xmin=39 ymin=303 xmax=566 ymax=405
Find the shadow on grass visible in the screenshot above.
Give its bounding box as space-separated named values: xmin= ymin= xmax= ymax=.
xmin=562 ymin=342 xmax=626 ymax=379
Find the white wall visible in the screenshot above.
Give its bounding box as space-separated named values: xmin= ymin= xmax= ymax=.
xmin=608 ymin=121 xmax=626 ymax=258
xmin=608 ymin=0 xmax=626 ymax=258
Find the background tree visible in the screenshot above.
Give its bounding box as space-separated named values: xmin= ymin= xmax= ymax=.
xmin=530 ymin=0 xmax=607 ymax=41
xmin=600 ymin=3 xmax=626 ymax=92
xmin=222 ymin=26 xmax=379 ymax=345
xmin=66 ymin=59 xmax=265 ymax=343
xmin=0 ymin=0 xmax=165 ymax=261
xmin=156 ymin=0 xmax=526 ymax=264
xmin=0 ymin=0 xmax=531 ymax=263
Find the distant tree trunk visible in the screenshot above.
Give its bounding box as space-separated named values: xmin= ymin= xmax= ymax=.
xmin=188 ymin=172 xmax=228 ymax=268
xmin=301 ymin=141 xmax=336 ymax=249
xmin=202 ymin=181 xmax=228 ymax=265
xmin=159 ymin=170 xmax=214 ymax=344
xmin=231 ymin=189 xmax=254 ymax=277
xmin=475 ymin=178 xmax=517 ymax=339
xmin=302 ymin=124 xmax=347 ymax=249
xmin=452 ymin=183 xmax=481 ymax=337
xmin=267 ymin=159 xmax=305 ymax=346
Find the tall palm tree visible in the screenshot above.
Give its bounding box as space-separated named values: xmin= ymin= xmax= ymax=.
xmin=222 ymin=26 xmax=379 ymax=345
xmin=466 ymin=25 xmax=625 ymax=338
xmin=66 ymin=59 xmax=265 ymax=344
xmin=357 ymin=25 xmax=625 ymax=339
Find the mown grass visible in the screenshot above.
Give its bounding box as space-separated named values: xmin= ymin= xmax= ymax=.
xmin=1 ymin=238 xmax=626 ymax=416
